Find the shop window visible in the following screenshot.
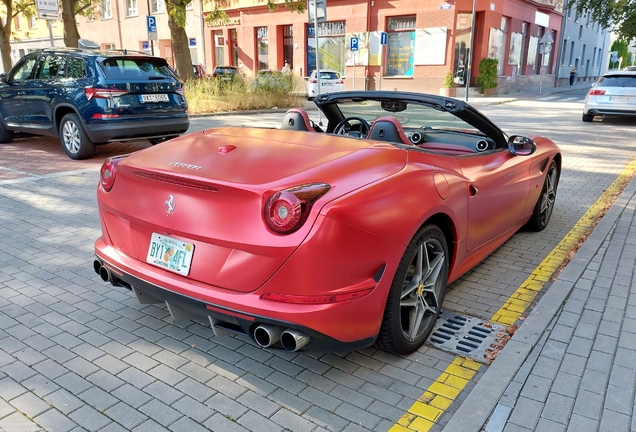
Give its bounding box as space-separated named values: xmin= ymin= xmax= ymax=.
xmin=307 ymin=21 xmax=346 ymax=75
xmin=386 ymin=16 xmax=416 ymax=77
xmin=256 ymin=27 xmax=269 ymax=70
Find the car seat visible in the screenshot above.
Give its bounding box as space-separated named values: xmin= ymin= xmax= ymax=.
xmin=366 ymin=116 xmax=411 ymax=145
xmin=280 ymin=108 xmax=315 ymax=131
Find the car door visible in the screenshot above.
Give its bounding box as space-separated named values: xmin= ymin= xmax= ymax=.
xmin=26 ymin=54 xmax=67 ymax=130
xmin=455 ymin=150 xmax=532 ymax=251
xmin=0 ymin=55 xmax=38 ymax=127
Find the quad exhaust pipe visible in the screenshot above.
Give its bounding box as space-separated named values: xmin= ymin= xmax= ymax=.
xmin=253 ymin=325 xmax=311 ymax=352
xmin=93 ymin=260 xmax=115 ymax=285
xmin=280 ymin=329 xmax=310 ymax=352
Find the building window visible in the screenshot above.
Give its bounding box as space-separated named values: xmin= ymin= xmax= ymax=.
xmin=386 ymin=16 xmax=416 ymax=77
xmin=578 ymin=25 xmax=583 ymax=39
xmin=307 ymin=21 xmax=346 ymax=75
xmin=283 ymin=25 xmax=293 ymax=71
xmin=256 ymin=27 xmax=269 ymax=71
xmin=101 ymin=0 xmax=112 ymax=19
xmin=581 ymin=44 xmax=586 ymax=67
xmin=592 ymin=47 xmax=596 ymax=67
xmin=29 ymin=15 xmax=37 ymax=29
xmin=14 ymin=15 xmax=21 ymax=30
xmin=561 ymin=39 xmax=567 ymax=65
xmin=102 ymin=43 xmax=116 ymax=50
xmin=569 ymin=41 xmax=575 ymax=66
xmin=151 ymin=0 xmax=165 ymax=14
xmin=127 ymin=0 xmax=137 ymax=16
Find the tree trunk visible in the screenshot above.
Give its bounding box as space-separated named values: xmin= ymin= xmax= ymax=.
xmin=166 ymin=2 xmax=194 ymax=81
xmin=62 ymin=0 xmax=82 ymax=47
xmin=0 ymin=2 xmax=13 ymax=72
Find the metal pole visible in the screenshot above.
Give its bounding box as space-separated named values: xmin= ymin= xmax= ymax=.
xmin=379 ymin=42 xmax=383 ymax=90
xmin=465 ymin=0 xmax=476 ymax=102
xmin=313 ymin=0 xmax=323 ymax=125
xmin=147 ymin=0 xmax=154 ymax=55
xmin=47 ymin=20 xmax=55 ymax=47
xmin=353 ymin=63 xmax=356 ymax=91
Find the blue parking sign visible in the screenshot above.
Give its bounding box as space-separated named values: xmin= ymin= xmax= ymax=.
xmin=146 ymin=16 xmax=156 ymax=33
xmin=350 ymin=37 xmax=359 ymax=52
xmin=380 ymin=32 xmax=388 ymax=45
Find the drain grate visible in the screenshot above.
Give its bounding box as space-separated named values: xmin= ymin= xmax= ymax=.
xmin=426 ymin=309 xmax=509 ymax=364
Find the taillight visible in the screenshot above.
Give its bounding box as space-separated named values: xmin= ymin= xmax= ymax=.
xmin=310 ymin=79 xmax=317 ymax=83
xmin=85 ymin=87 xmax=129 ymax=100
xmin=588 ymin=89 xmax=606 ymax=96
xmin=336 ymin=79 xmax=343 ymax=84
xmin=92 ymin=113 xmax=120 ymax=119
xmin=100 ymin=155 xmax=129 ymax=192
xmin=176 ymin=87 xmax=185 ymax=97
xmin=261 ymin=288 xmax=374 ymax=304
xmin=264 ymin=183 xmax=331 ymax=234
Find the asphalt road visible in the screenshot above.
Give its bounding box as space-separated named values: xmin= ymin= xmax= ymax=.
xmin=1 ymin=88 xmax=635 ymax=432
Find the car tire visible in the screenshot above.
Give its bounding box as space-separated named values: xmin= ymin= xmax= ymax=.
xmin=0 ymin=120 xmax=14 ymax=144
xmin=582 ymin=113 xmax=594 ymax=122
xmin=149 ymin=136 xmax=178 ymax=145
xmin=59 ymin=113 xmax=95 ymax=160
xmin=376 ymin=223 xmax=448 ymax=356
xmin=306 ymin=96 xmax=314 ymax=101
xmin=526 ymin=160 xmax=559 ymax=232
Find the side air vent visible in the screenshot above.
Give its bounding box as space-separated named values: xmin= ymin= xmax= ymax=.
xmin=476 ymin=140 xmax=490 ymax=152
xmin=410 ymin=132 xmax=422 ymax=144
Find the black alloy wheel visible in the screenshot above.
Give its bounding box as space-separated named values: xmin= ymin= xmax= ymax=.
xmin=377 ymin=224 xmax=448 ymax=356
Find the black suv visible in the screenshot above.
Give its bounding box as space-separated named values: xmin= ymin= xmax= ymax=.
xmin=0 ymin=48 xmax=189 ymax=159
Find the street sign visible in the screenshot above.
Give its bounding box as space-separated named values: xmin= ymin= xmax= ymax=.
xmin=350 ymin=37 xmax=359 ymax=52
xmin=440 ymin=2 xmax=452 ymax=10
xmin=308 ymin=0 xmax=326 ymax=23
xmin=36 ymin=0 xmax=59 ymax=20
xmin=146 ymin=15 xmax=157 ymax=33
xmin=380 ymin=32 xmax=388 ymax=45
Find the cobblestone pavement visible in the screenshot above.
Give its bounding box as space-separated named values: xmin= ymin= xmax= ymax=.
xmin=2 ymin=84 xmax=635 ymax=432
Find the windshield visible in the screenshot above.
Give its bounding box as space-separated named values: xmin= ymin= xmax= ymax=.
xmin=597 ymin=75 xmax=636 ymax=87
xmin=100 ymin=58 xmax=177 ymax=80
xmin=337 ymin=100 xmax=483 ymax=134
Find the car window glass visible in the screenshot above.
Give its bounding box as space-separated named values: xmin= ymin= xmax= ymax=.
xmin=597 ymin=75 xmax=636 ymax=87
xmin=36 ymin=55 xmax=67 ymax=79
xmin=319 ymin=72 xmax=340 ymax=80
xmin=10 ymin=57 xmax=37 ymax=81
xmin=68 ymin=58 xmax=87 ymax=78
xmin=215 ymin=67 xmax=237 ymax=75
xmin=100 ymin=58 xmax=177 ymax=80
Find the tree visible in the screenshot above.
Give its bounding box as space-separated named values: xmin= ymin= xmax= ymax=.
xmin=60 ymin=0 xmax=93 ymax=47
xmin=574 ymin=0 xmax=636 ymax=42
xmin=166 ymin=0 xmax=305 ymax=82
xmin=0 ymin=0 xmax=35 ymax=72
xmin=608 ymin=39 xmax=629 ymax=69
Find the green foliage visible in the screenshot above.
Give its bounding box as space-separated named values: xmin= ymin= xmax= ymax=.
xmin=609 ymin=39 xmax=629 ymax=69
xmin=476 ymin=58 xmax=498 ymax=93
xmin=184 ymin=75 xmax=305 ymax=114
xmin=575 ymin=0 xmax=636 ymax=42
xmin=443 ymin=71 xmax=453 ymax=88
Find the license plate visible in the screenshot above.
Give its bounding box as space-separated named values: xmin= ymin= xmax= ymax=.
xmin=146 ymin=233 xmax=194 ymax=275
xmin=610 ymin=96 xmax=632 ymax=101
xmin=321 ymin=83 xmax=333 ymax=87
xmin=140 ymin=94 xmax=169 ymax=103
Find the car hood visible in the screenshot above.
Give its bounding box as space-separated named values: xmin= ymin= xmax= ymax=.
xmin=98 ymin=127 xmax=406 ymax=293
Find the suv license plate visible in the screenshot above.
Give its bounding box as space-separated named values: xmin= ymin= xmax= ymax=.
xmin=140 ymin=94 xmax=169 ymax=103
xmin=146 ymin=233 xmax=194 ymax=275
xmin=610 ymin=96 xmax=632 ymax=102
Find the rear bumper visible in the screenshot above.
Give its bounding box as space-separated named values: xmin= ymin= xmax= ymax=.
xmin=584 ymin=108 xmax=636 ymax=117
xmin=85 ymin=115 xmax=190 ymax=143
xmin=93 ymin=240 xmax=380 ymax=353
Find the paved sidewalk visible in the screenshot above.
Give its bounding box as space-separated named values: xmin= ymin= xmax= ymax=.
xmin=442 ymin=158 xmax=636 ymax=431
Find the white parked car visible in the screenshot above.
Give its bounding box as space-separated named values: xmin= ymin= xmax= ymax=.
xmin=582 ymin=71 xmax=636 ymax=122
xmin=306 ymin=70 xmax=344 ymax=100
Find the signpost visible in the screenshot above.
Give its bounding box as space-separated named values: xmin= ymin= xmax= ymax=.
xmin=379 ymin=31 xmax=387 ymax=90
xmin=350 ymin=37 xmax=358 ymax=91
xmin=146 ymin=15 xmax=157 ymax=55
xmin=36 ymin=0 xmax=59 ymax=47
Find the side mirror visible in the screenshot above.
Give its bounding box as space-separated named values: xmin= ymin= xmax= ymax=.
xmin=508 ymin=135 xmax=536 ymax=156
xmin=304 ymin=77 xmax=309 ymax=81
xmin=0 ymin=73 xmax=7 ymax=83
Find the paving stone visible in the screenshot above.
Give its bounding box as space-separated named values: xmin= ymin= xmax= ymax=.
xmin=520 ymin=374 xmax=552 ymax=402
xmin=566 ymin=413 xmax=599 ymax=432
xmin=203 ymin=413 xmax=250 ymax=432
xmin=104 ymin=402 xmax=148 ymax=430
xmin=68 ymin=405 xmax=111 ymax=431
xmin=33 ymin=408 xmax=78 ymax=432
xmin=508 ymin=397 xmax=543 ymax=429
xmin=138 ymin=400 xmax=182 ymax=427
xmin=78 ymin=387 xmax=119 ymax=411
xmin=541 ymin=393 xmax=574 ymax=424
xmin=572 ymin=389 xmax=603 ymax=420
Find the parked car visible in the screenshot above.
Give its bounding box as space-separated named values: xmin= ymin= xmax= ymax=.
xmin=583 ymin=70 xmax=636 ymax=122
xmin=0 ymin=48 xmax=189 ymax=159
xmin=212 ymin=65 xmax=243 ymax=83
xmin=624 ymin=66 xmax=636 ymax=71
xmin=193 ymin=63 xmax=210 ymax=79
xmin=305 ymin=69 xmax=344 ymax=100
xmin=93 ymin=90 xmax=561 ymax=355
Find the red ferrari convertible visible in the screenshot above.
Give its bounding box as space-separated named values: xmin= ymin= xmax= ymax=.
xmin=94 ymin=91 xmax=561 ymax=355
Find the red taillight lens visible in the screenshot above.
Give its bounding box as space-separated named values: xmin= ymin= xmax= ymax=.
xmin=588 ymin=89 xmax=606 ymax=96
xmin=310 ymin=79 xmax=317 ymax=83
xmin=85 ymin=87 xmax=129 ymax=100
xmin=336 ymin=79 xmax=343 ymax=84
xmin=176 ymin=87 xmax=185 ymax=97
xmin=92 ymin=113 xmax=120 ymax=119
xmin=100 ymin=155 xmax=129 ymax=192
xmin=261 ymin=288 xmax=374 ymax=304
xmin=264 ymin=183 xmax=331 ymax=234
